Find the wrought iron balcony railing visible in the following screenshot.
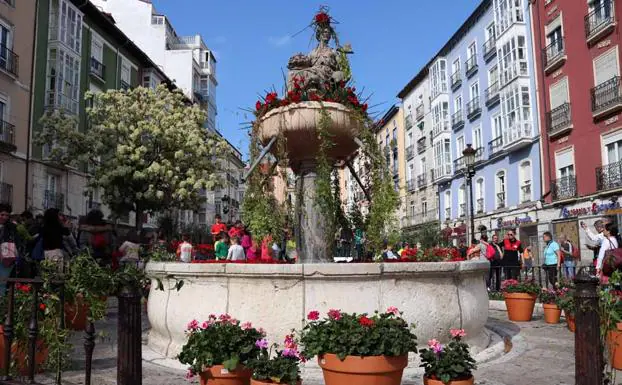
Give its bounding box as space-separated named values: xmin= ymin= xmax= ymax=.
xmin=476 ymin=198 xmax=484 ymax=214
xmin=591 ymin=76 xmax=622 ymax=117
xmin=551 ymin=175 xmax=577 ymax=201
xmin=543 ymin=38 xmax=565 ymax=71
xmin=0 ymin=119 xmax=15 ymax=148
xmin=547 ymin=102 xmax=572 ymax=136
xmin=521 ymin=182 xmax=532 ymax=203
xmin=406 ymin=145 xmax=414 ymax=160
xmin=483 ymin=35 xmax=496 ymax=61
xmin=90 ymin=57 xmax=105 ymax=80
xmin=459 ymin=203 xmax=466 ymax=217
xmin=485 ymin=81 xmax=500 ymax=107
xmin=496 ymin=192 xmax=506 ymax=209
xmin=0 ymin=43 xmax=18 ymax=76
xmin=451 ymin=109 xmax=464 ymax=129
xmin=405 ymin=114 xmax=414 ymax=130
xmin=488 ymin=136 xmax=504 ymax=157
xmin=417 ymin=173 xmax=427 ymax=188
xmin=44 ymin=190 xmax=64 ymax=210
xmin=454 ymin=146 xmax=484 ymax=172
xmin=597 ymin=159 xmax=622 ymax=191
xmin=417 ymin=138 xmax=427 ymax=154
xmin=445 ymin=207 xmax=451 ymax=220
xmin=465 ymin=56 xmax=478 ymax=77
xmin=466 ymin=96 xmax=481 ymax=120
xmin=450 ymin=70 xmax=462 ymax=90
xmin=585 ymin=0 xmax=615 ymax=42
xmin=416 ymin=104 xmax=424 ymax=120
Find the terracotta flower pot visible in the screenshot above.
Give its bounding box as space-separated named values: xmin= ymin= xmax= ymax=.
xmin=251 ymin=380 xmax=301 ymax=385
xmin=503 ymin=292 xmax=537 ymax=322
xmin=542 ymin=303 xmax=562 ymax=324
xmin=0 ymin=326 xmax=48 ymax=375
xmin=199 ymin=365 xmax=252 ymax=385
xmin=608 ymin=323 xmax=622 ymax=369
xmin=64 ymin=297 xmax=89 ymax=331
xmin=566 ymin=314 xmax=576 ymax=333
xmin=318 ymin=353 xmax=407 ymax=385
xmin=423 ymin=375 xmax=475 ymax=385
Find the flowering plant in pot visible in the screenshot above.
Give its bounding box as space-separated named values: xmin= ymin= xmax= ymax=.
xmin=420 ymin=329 xmax=476 ymax=385
xmin=501 ymin=279 xmax=540 ymax=322
xmin=538 ymin=288 xmax=563 ymax=324
xmin=299 ymin=307 xmax=417 ymax=385
xmin=557 ymin=280 xmax=576 ymax=332
xmin=178 ymin=314 xmax=265 ymax=385
xmin=246 ymin=334 xmax=302 ymax=385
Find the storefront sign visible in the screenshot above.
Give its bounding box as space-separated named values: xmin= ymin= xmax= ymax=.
xmin=561 ymin=201 xmax=621 ymax=218
xmin=496 ymin=216 xmax=536 ymax=228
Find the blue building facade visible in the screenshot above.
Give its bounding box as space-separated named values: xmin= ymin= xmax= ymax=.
xmin=437 ymin=0 xmax=542 ymax=242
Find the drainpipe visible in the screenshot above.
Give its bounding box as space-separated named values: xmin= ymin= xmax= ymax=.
xmin=25 ymin=0 xmax=40 ymax=212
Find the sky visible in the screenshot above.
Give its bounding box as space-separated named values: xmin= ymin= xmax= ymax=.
xmin=151 ymin=0 xmax=482 ymax=160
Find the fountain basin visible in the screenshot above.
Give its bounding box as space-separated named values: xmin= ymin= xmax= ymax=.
xmin=257 ymin=101 xmax=363 ymax=165
xmin=145 ymin=261 xmax=490 ymax=359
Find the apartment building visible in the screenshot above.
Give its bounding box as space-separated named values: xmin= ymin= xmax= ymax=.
xmin=0 ymin=0 xmax=36 ymax=213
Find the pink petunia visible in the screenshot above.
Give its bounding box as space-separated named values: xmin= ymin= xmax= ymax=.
xmin=241 ymin=321 xmax=253 ymax=330
xmin=386 ymin=306 xmax=400 ymax=316
xmin=307 ymin=310 xmax=320 ymax=321
xmin=450 ymin=329 xmax=467 ymax=338
xmin=327 ymin=309 xmax=342 ymax=320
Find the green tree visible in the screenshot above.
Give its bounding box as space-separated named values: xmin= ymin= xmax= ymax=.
xmin=37 ymin=85 xmax=224 ymax=231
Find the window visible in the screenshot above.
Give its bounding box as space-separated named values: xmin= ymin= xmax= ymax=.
xmin=452 ymin=58 xmax=461 ymax=75
xmin=454 ymin=95 xmax=462 ymax=113
xmin=432 ymin=101 xmax=449 ymax=135
xmin=468 ymin=42 xmax=477 ymax=61
xmin=606 ymin=137 xmax=622 ymax=165
xmin=473 ymin=125 xmax=483 ymax=150
xmin=520 ymin=161 xmax=532 ymax=202
xmin=431 ymin=59 xmax=448 ymax=99
xmin=0 ymin=94 xmax=7 ymax=123
xmin=475 ymin=177 xmax=485 ymax=213
xmin=495 ymin=171 xmax=506 ymax=209
xmin=49 ymin=0 xmax=83 ymax=53
xmin=420 ymin=157 xmax=427 ymax=174
xmin=46 ymin=47 xmax=80 ymax=114
xmin=121 ymin=59 xmax=131 ymax=86
xmin=409 ymin=163 xmax=414 ymax=181
xmin=594 ymin=48 xmax=619 ymax=86
xmin=421 ymin=200 xmax=428 ymax=216
xmin=489 ymin=65 xmax=499 ymax=85
xmin=91 ymin=36 xmax=103 ymax=62
xmin=546 ymin=16 xmax=563 ymax=48
xmin=434 ymin=138 xmax=451 ymax=176
xmin=495 ymin=0 xmax=525 ymax=35
xmin=444 ymin=190 xmax=452 ymax=220
xmin=492 ymin=113 xmax=503 ymax=139
xmin=407 ymin=131 xmax=413 ymax=147
xmin=392 ymin=127 xmax=397 ymax=142
xmin=501 ymin=84 xmax=532 ymax=143
xmin=550 ymin=77 xmax=569 ymax=109
xmin=499 ymin=35 xmax=528 ymax=85
xmin=458 ymin=184 xmax=466 ymax=217
xmin=457 ymin=136 xmax=465 ymax=158
xmin=0 ymin=24 xmax=11 ymax=72
xmin=486 ymin=22 xmax=496 ymax=41
xmin=142 ymin=73 xmax=158 ymax=89
xmin=470 ymin=82 xmax=480 ymax=100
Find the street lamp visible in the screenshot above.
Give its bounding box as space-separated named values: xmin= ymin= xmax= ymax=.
xmin=462 ymin=144 xmax=477 ymax=242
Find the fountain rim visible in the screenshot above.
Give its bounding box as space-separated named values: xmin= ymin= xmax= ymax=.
xmin=257 ymin=100 xmax=362 ymax=123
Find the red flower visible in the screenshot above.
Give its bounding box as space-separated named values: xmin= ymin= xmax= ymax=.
xmin=358 ymin=315 xmax=374 ymax=327
xmin=290 ymin=92 xmax=302 ymax=103
xmin=265 ymin=92 xmax=277 ymax=104
xmin=39 ymin=303 xmax=46 ymax=311
xmin=16 ymin=283 xmax=31 ymax=293
xmin=309 ymin=93 xmax=321 ymax=101
xmin=327 ymin=309 xmax=342 ymax=320
xmin=307 ymin=310 xmax=320 ymax=321
xmin=255 ymin=101 xmax=262 ymax=111
xmin=315 ymin=12 xmax=330 ymax=24
xmin=280 ymin=100 xmax=290 ymax=107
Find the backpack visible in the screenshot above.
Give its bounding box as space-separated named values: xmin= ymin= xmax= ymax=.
xmin=485 ymin=243 xmax=496 ymax=261
xmin=603 ymin=239 xmax=622 ymax=277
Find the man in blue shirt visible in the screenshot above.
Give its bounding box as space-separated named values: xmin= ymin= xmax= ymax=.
xmin=542 ymin=231 xmax=562 ymax=287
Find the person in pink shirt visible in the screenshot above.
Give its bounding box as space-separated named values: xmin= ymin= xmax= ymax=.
xmin=246 ymin=239 xmax=260 ymax=261
xmin=241 ymin=227 xmax=252 ymax=254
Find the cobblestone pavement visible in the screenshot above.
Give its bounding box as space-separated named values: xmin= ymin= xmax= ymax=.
xmin=30 ymin=305 xmax=574 ymax=385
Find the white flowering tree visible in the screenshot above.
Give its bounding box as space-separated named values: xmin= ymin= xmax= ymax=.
xmin=37 ymin=85 xmax=224 ymax=230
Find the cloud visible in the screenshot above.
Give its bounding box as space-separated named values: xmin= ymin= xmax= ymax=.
xmin=210 ymin=36 xmax=227 ymax=45
xmin=268 ymin=35 xmax=292 ymax=47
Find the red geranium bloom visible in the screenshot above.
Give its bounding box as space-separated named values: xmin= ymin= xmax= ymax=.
xmin=327 ymin=309 xmax=341 ymax=320
xmin=315 ymin=12 xmax=330 ymax=24
xmin=256 ymin=101 xmax=262 ymax=111
xmin=361 ymin=103 xmax=368 ymax=113
xmin=307 ymin=310 xmax=320 ymax=321
xmin=265 ymin=92 xmax=277 ymax=104
xmin=39 ymin=303 xmax=46 ymax=311
xmin=280 ymin=100 xmax=290 ymax=107
xmin=358 ymin=315 xmax=374 ymax=327
xmin=309 ymin=93 xmax=321 ymax=101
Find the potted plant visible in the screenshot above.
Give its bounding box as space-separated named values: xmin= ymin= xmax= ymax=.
xmin=247 ymin=334 xmax=302 ymax=385
xmin=600 ymin=271 xmax=622 ymax=369
xmin=299 ymin=307 xmax=418 ymax=385
xmin=539 ymin=288 xmax=562 ymax=324
xmin=557 ymin=280 xmax=576 ymax=332
xmin=420 ymin=329 xmax=476 ymax=385
xmin=501 ymin=279 xmax=540 ymax=322
xmin=178 ymin=314 xmax=264 ymax=385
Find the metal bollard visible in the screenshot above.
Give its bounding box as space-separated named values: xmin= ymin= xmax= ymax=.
xmin=117 ymin=285 xmax=142 ymax=385
xmin=574 ymin=269 xmax=603 ymax=385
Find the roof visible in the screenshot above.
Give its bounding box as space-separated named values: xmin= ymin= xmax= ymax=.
xmin=396 ymin=0 xmax=492 ymax=99
xmin=374 ymin=104 xmax=400 ymax=132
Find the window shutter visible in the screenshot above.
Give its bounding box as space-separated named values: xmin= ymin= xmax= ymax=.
xmin=549 ymin=78 xmax=569 ymax=109
xmin=594 ymin=50 xmax=619 ymax=85
xmin=555 ymin=149 xmax=574 ymax=170
xmin=545 ymin=16 xmax=562 ymax=35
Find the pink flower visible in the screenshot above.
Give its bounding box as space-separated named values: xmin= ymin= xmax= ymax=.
xmin=218 ymin=314 xmax=232 ymax=322
xmin=386 ymin=306 xmax=400 ymax=316
xmin=307 ymin=310 xmax=320 ymax=321
xmin=230 ymin=318 xmax=239 ymax=325
xmin=200 ymin=321 xmax=211 ymax=329
xmin=255 ymin=339 xmax=268 ymax=349
xmin=208 ymin=314 xmax=217 ymax=320
xmin=258 ymin=327 xmax=266 ymax=336
xmin=428 ymin=339 xmax=443 ymax=354
xmin=450 ymin=329 xmax=466 ymax=338
xmin=186 ymin=319 xmax=199 ymax=331
xmin=284 ymin=334 xmax=297 ymax=349
xmin=327 ymin=309 xmax=342 ymax=320
xmin=282 ymin=347 xmax=299 ymax=358
xmin=241 ymin=321 xmax=253 ymax=330
xmin=185 ymin=369 xmax=195 ymax=380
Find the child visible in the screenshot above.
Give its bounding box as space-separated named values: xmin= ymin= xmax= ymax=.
xmin=247 ymin=239 xmax=260 ymax=261
xmin=522 ymin=245 xmax=533 ymax=273
xmin=214 ymin=232 xmax=229 ymax=260
xmin=176 ymin=234 xmax=194 ymax=263
xmin=227 ymin=236 xmax=246 ymax=261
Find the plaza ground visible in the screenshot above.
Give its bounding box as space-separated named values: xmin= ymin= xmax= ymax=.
xmin=34 ymin=301 xmax=574 ymax=385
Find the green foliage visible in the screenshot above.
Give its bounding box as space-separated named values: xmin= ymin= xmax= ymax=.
xmin=178 ymin=315 xmax=264 ymax=376
xmin=347 ymin=202 xmax=366 ymax=231
xmin=315 ymin=108 xmax=339 ymax=246
xmin=601 ymin=272 xmax=622 ymax=333
xmin=299 ymin=308 xmax=417 ymax=360
xmin=36 ymin=85 xmax=225 ymax=229
xmin=420 ymin=331 xmax=476 ymax=384
xmin=500 ymin=279 xmax=541 ymax=295
xmin=403 ymin=223 xmax=446 ymax=249
xmin=247 ymin=336 xmax=301 ymax=385
xmin=557 ymin=279 xmax=576 ymax=315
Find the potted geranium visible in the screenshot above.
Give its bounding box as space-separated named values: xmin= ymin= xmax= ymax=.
xmin=420 ymin=329 xmax=476 ymax=385
xmin=501 ymin=279 xmax=540 ymax=322
xmin=557 ymin=280 xmax=575 ymax=332
xmin=299 ymin=307 xmax=417 ymax=385
xmin=601 ymin=272 xmax=622 ymax=370
xmin=178 ymin=314 xmax=264 ymax=385
xmin=538 ymin=287 xmax=562 ymax=324
xmin=247 ymin=334 xmax=302 ymax=385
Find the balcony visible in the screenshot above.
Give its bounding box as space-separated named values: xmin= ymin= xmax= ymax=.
xmin=120 ymin=80 xmax=131 ymax=91
xmin=434 ymin=164 xmax=453 ymax=183
xmin=417 ymin=138 xmax=427 ymax=154
xmin=405 ymin=114 xmax=414 ymax=130
xmin=496 ymin=192 xmax=506 ymax=209
xmin=44 ymin=190 xmax=64 ymax=210
xmin=465 ymin=56 xmax=478 ymax=78
xmin=543 ymin=38 xmax=566 ymax=74
xmin=0 ymin=44 xmax=18 ymax=77
xmin=0 ymin=120 xmax=15 ymax=152
xmin=547 ymin=102 xmax=572 ymax=138
xmin=485 ymin=81 xmax=500 ymax=108
xmin=585 ymin=0 xmax=615 ymax=45
xmin=445 ymin=207 xmax=451 ymax=220
xmin=407 ymin=179 xmax=416 ymax=192
xmin=597 ymin=159 xmax=622 ymax=191
xmin=476 ymin=198 xmax=484 ymax=214
xmin=483 ymin=35 xmax=497 ymax=62
xmin=591 ymin=76 xmax=622 ymax=119
xmin=0 ymin=182 xmax=12 ymax=207
xmin=503 ymin=124 xmax=533 ymax=153
xmin=521 ymin=182 xmax=532 ymax=203
xmin=417 ymin=173 xmax=427 ymax=189
xmin=459 ymin=203 xmax=466 ymax=217
xmin=432 ymin=120 xmax=450 ymax=138
xmin=451 ymin=110 xmax=465 ymax=129
xmin=416 ymin=104 xmax=424 ymax=121
xmin=406 ymin=145 xmax=414 ymax=160
xmin=454 ymin=146 xmax=484 ymax=172
xmin=551 ymin=175 xmax=577 ymax=201
xmin=89 ymin=57 xmax=105 ymax=81
xmin=450 ymin=70 xmax=462 ymax=91
xmin=488 ymin=136 xmax=504 ymax=158
xmin=466 ymin=97 xmax=481 ymax=120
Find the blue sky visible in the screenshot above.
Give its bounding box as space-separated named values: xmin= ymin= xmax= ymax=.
xmin=152 ymin=0 xmax=481 ymax=160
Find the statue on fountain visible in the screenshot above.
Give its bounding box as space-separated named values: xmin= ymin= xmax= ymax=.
xmin=286 ymin=11 xmax=346 ymax=92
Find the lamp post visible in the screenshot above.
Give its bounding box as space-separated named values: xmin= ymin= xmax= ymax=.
xmin=462 ymin=144 xmax=477 ymax=242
